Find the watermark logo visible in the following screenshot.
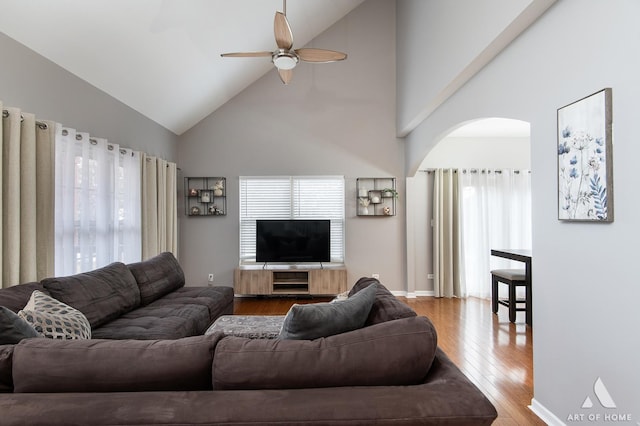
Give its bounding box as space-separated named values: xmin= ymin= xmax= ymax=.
xmin=581 ymin=377 xmax=616 ymax=409
xmin=567 ymin=377 xmax=634 ymax=423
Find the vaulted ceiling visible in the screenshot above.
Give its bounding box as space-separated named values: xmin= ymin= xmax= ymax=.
xmin=0 ymin=0 xmax=365 ymax=135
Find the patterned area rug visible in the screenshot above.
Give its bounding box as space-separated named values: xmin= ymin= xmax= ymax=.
xmin=206 ymin=315 xmax=285 ymax=339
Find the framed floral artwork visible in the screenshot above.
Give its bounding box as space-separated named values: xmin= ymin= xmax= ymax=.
xmin=557 ymin=88 xmax=613 ymax=222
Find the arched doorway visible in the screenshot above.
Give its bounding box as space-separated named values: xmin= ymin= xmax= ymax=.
xmin=405 ymin=117 xmax=531 ymax=298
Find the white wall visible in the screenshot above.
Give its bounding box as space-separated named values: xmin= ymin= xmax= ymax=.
xmin=400 ymin=0 xmax=640 ymax=422
xmin=420 ymin=136 xmax=530 ymax=170
xmin=0 ymin=32 xmax=178 ymax=160
xmin=177 ymin=0 xmax=405 ymax=291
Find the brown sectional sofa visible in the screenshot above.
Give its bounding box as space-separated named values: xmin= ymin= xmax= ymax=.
xmin=0 ymin=252 xmax=234 ymax=340
xmin=0 ymin=276 xmax=498 ymax=425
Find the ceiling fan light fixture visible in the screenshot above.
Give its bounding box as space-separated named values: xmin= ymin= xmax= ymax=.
xmin=221 ymin=0 xmax=347 ymax=85
xmin=273 ymin=51 xmax=298 ymax=70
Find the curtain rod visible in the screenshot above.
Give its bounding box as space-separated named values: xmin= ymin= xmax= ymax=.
xmin=419 ymin=169 xmax=457 ymax=173
xmin=60 ymin=128 xmax=136 ymax=157
xmin=3 ymin=109 xmax=49 ymax=129
xmin=420 ymin=168 xmax=531 ymax=174
xmin=4 ymin=109 xmax=159 ymax=161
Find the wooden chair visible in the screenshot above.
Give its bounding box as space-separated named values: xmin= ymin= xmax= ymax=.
xmin=491 ymin=268 xmax=531 ymax=326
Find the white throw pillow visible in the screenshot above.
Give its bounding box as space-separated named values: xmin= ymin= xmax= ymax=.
xmin=18 ymin=290 xmax=91 ymax=339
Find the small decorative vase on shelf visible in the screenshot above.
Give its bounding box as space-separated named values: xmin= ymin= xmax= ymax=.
xmin=212 ymin=180 xmax=224 ymax=197
xmin=358 ymin=197 xmax=371 ymax=216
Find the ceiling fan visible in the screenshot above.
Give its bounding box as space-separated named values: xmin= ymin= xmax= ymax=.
xmin=220 ymin=0 xmax=348 ymax=85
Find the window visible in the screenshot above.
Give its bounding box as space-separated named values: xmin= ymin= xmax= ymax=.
xmin=55 ymin=127 xmax=141 ymax=275
xmin=458 ymin=169 xmax=532 ymax=298
xmin=239 ymin=176 xmax=345 ymax=264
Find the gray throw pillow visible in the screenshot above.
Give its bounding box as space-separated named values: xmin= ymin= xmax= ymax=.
xmin=348 ymin=277 xmax=417 ymax=325
xmin=0 ymin=306 xmax=41 ymax=344
xmin=279 ymin=283 xmax=377 ymax=340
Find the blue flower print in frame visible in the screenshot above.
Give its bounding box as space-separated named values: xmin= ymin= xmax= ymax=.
xmin=557 ymin=88 xmax=613 ymax=222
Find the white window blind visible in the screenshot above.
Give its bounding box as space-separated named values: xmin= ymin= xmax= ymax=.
xmin=239 ymin=176 xmax=345 ymax=264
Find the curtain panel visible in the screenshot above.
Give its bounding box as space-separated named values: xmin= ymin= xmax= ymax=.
xmin=1 ymin=102 xmax=55 ymax=288
xmin=141 ymin=153 xmax=177 ymax=259
xmin=54 ymin=126 xmax=142 ymax=275
xmin=459 ymin=169 xmax=532 ymax=299
xmin=432 ymin=169 xmax=463 ymax=298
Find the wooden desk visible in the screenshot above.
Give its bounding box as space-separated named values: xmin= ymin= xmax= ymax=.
xmin=491 ymin=249 xmax=532 ymax=325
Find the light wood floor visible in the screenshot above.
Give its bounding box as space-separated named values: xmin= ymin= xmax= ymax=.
xmin=234 ymin=295 xmax=544 ymax=426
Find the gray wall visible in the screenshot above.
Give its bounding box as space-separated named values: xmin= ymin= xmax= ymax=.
xmin=396 ymin=0 xmax=537 ymax=136
xmin=178 ymin=0 xmax=405 ymax=290
xmin=400 ymin=0 xmax=639 ymax=422
xmin=0 ymin=32 xmax=178 ymax=160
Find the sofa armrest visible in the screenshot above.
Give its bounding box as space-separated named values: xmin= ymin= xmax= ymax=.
xmin=213 ymin=316 xmax=437 ymax=390
xmin=12 ymin=333 xmax=224 ymax=393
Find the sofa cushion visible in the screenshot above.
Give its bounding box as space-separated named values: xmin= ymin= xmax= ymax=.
xmin=127 ymin=252 xmax=185 ymax=306
xmin=0 ymin=345 xmax=13 ymax=393
xmin=42 ymin=262 xmax=140 ymax=328
xmin=91 ymin=303 xmax=210 ymax=340
xmin=12 ymin=333 xmax=224 ymax=393
xmin=18 ymin=291 xmax=91 ymax=339
xmin=279 ymin=283 xmax=377 ymax=340
xmin=349 ymin=277 xmax=417 ymax=325
xmin=150 ymin=286 xmax=234 ymax=322
xmin=0 ymin=306 xmax=41 ymax=344
xmin=0 ymin=282 xmax=48 ymax=313
xmin=213 ymin=315 xmax=438 ymax=390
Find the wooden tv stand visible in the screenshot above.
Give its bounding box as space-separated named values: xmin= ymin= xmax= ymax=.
xmin=234 ymin=266 xmax=347 ymax=296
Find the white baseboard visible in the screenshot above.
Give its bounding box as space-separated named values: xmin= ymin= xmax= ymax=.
xmin=235 ymin=291 xmax=436 ymax=298
xmin=390 ymin=290 xmax=434 ymax=298
xmin=529 ymin=398 xmax=565 ymax=426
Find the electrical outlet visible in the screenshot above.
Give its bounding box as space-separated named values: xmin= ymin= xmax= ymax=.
xmin=427 ymin=273 xmax=434 ymax=279
xmin=372 ymin=273 xmax=380 ymax=279
xmin=207 ymin=273 xmax=214 ymax=284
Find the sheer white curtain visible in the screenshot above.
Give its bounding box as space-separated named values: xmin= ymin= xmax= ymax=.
xmin=54 ymin=125 xmax=141 ymax=275
xmin=459 ymin=169 xmax=532 ymax=298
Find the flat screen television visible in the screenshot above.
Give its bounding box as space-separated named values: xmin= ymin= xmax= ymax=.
xmin=256 ymin=219 xmax=330 ymax=263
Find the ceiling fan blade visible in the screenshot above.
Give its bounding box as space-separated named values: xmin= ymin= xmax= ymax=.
xmin=296 ymin=48 xmax=347 ymax=63
xmin=278 ymin=68 xmax=293 ymax=85
xmin=274 ymin=11 xmax=293 ymax=50
xmin=220 ymin=51 xmax=273 ymax=58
